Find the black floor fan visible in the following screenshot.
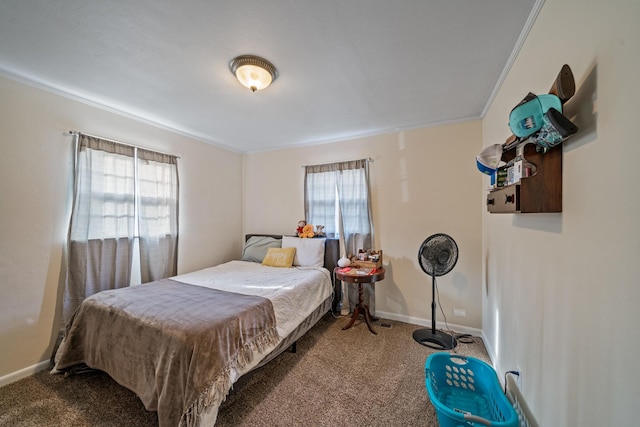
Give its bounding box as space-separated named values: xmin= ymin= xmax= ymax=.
xmin=413 ymin=233 xmax=459 ymax=350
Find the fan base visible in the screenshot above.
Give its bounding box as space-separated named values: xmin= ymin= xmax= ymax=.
xmin=413 ymin=328 xmax=458 ymax=350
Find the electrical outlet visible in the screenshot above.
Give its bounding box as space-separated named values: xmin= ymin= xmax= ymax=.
xmin=452 ymin=308 xmax=466 ymax=318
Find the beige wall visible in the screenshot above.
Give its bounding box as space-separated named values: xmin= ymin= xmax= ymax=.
xmin=0 ymin=76 xmax=243 ymax=380
xmin=482 ymin=0 xmax=640 ymax=425
xmin=244 ymin=121 xmax=484 ymax=331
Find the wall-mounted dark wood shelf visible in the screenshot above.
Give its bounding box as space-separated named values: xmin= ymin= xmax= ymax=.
xmin=484 ymin=64 xmax=578 ymax=214
xmin=486 ymin=141 xmax=562 ymax=214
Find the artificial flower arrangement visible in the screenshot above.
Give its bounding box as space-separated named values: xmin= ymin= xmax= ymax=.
xmin=295 ymin=220 xmax=326 ymax=238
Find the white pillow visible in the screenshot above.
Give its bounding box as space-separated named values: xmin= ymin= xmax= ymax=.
xmin=281 ymin=236 xmax=326 ymax=267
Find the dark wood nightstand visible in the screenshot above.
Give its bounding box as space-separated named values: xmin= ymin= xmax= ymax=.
xmin=334 ymin=267 xmax=385 ymax=335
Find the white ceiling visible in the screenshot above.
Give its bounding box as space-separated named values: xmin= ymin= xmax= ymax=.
xmin=0 ymin=0 xmax=540 ymax=153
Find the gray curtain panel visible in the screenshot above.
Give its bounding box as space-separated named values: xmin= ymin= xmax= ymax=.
xmin=304 ymin=159 xmax=375 ymax=313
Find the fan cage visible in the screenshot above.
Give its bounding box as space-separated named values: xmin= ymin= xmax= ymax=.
xmin=418 ymin=233 xmax=458 ymax=277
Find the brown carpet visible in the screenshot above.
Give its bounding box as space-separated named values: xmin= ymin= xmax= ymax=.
xmin=0 ymin=314 xmax=490 ymax=426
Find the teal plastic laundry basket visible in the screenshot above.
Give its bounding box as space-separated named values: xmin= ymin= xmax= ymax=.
xmin=425 ymin=353 xmax=518 ymax=427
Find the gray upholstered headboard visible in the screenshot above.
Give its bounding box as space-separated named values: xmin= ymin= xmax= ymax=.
xmin=245 ymin=234 xmax=340 ymax=312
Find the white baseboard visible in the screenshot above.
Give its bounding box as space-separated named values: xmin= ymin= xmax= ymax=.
xmin=376 ymin=310 xmax=497 ymax=369
xmin=0 ymin=360 xmax=51 ymax=387
xmin=375 ymin=310 xmax=483 ymax=338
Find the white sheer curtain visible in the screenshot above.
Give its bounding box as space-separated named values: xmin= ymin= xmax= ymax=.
xmin=304 ymin=159 xmax=375 ymax=313
xmin=137 ymin=148 xmax=179 ymax=283
xmin=64 ymin=134 xmax=179 ymax=322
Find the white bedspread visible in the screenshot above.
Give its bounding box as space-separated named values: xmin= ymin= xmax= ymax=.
xmin=173 ymin=261 xmax=334 ymax=425
xmin=172 ymin=260 xmax=333 ymax=339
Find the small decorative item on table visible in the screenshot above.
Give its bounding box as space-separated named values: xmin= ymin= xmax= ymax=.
xmin=351 ymin=250 xmax=383 ymax=269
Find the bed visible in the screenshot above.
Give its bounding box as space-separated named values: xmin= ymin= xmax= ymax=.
xmin=52 ymin=234 xmax=340 ymax=426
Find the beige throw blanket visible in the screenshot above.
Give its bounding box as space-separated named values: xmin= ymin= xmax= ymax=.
xmin=53 ymin=279 xmax=280 ymax=427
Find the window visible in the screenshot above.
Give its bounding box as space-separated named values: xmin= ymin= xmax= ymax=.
xmin=304 ymin=159 xmax=375 ymax=312
xmin=304 ymin=159 xmax=374 ymax=254
xmin=64 ymin=134 xmax=179 ymax=320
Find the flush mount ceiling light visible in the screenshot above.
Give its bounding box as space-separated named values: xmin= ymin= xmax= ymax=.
xmin=229 ymin=55 xmax=278 ymax=92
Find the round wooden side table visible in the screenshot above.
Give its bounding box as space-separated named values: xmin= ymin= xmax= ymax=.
xmin=334 ymin=267 xmax=385 ymax=335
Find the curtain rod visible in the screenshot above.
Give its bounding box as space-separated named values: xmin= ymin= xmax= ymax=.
xmin=301 ymin=157 xmax=373 ymax=169
xmin=64 ymin=131 xmax=180 ymax=158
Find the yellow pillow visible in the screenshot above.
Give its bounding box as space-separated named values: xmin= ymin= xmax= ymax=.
xmin=262 ymin=247 xmax=296 ymax=268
